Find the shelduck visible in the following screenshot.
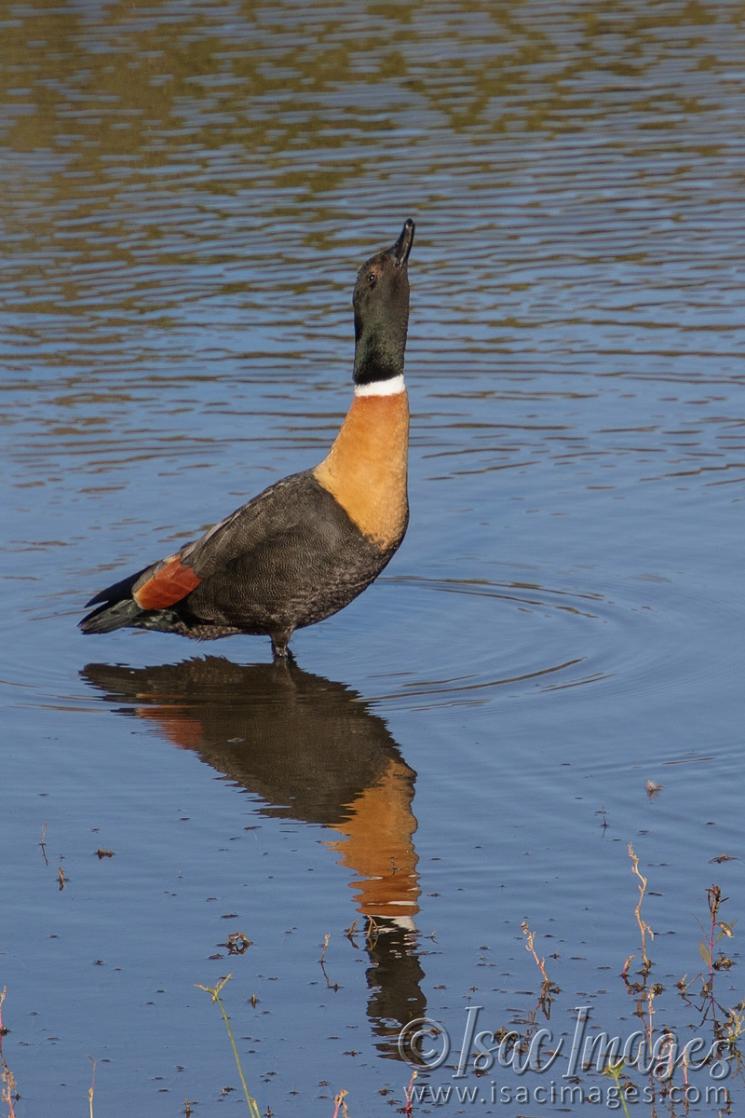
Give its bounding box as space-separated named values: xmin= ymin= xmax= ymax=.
xmin=79 ymin=219 xmax=415 ymax=660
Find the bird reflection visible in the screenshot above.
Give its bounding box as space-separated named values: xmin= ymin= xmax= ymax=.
xmin=81 ymin=656 xmax=425 ymax=1056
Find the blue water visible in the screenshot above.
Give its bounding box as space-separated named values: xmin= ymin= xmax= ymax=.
xmin=1 ymin=2 xmax=743 ymax=1114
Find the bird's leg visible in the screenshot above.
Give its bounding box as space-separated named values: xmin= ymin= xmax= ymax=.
xmin=270 ymin=632 xmax=295 ymax=664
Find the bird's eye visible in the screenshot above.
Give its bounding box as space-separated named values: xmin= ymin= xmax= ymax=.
xmin=367 ymin=272 xmax=377 ymax=288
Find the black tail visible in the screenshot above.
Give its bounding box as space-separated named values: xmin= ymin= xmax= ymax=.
xmin=79 ymin=563 xmax=151 ymax=635
xmin=79 ymin=597 xmax=145 ymax=634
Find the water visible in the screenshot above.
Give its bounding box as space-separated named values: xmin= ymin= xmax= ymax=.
xmin=1 ymin=2 xmax=744 ymax=1114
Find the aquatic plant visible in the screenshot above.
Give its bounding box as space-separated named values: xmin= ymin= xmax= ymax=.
xmin=195 ymin=974 xmax=262 ymax=1118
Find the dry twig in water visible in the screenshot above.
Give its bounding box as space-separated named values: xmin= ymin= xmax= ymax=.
xmin=331 ymin=1088 xmax=349 ymax=1118
xmin=520 ymin=920 xmax=560 ymax=1011
xmin=0 ymin=988 xmax=17 ymax=1118
xmin=88 ymin=1058 xmax=96 ymax=1118
xmin=627 ymin=843 xmax=653 ymax=977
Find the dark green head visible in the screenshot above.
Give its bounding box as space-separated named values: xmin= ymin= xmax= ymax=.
xmin=352 ymin=219 xmax=415 ymax=386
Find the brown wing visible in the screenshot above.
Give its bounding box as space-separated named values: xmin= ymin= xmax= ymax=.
xmin=83 ymin=471 xmax=311 ymax=623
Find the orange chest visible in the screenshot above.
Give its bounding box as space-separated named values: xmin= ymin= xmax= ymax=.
xmin=313 ymin=391 xmax=410 ymax=549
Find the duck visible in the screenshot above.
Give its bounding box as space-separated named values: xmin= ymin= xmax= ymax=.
xmin=79 ymin=219 xmax=415 ymax=661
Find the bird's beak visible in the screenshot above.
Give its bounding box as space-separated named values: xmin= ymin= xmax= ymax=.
xmin=391 ymin=219 xmax=415 ymax=268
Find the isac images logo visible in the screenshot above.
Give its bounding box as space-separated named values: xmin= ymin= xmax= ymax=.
xmin=397 ymin=1006 xmax=733 ymax=1110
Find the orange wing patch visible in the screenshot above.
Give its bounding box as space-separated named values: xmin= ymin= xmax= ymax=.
xmin=133 ymin=555 xmax=201 ymax=610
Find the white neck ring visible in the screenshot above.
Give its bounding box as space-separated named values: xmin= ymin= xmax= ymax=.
xmin=354 ymin=374 xmax=405 ymax=398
